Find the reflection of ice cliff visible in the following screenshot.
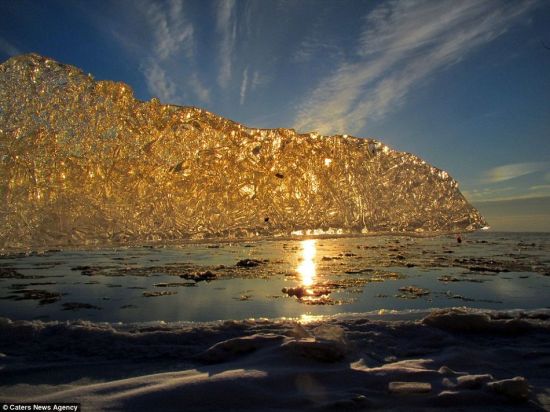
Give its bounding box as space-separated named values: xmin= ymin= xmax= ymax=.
xmin=0 ymin=54 xmax=485 ymax=248
xmin=0 ymin=308 xmax=548 ymax=410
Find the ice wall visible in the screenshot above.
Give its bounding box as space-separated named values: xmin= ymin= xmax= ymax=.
xmin=0 ymin=54 xmax=485 ymax=248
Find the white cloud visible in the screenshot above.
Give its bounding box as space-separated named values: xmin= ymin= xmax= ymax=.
xmin=292 ymin=36 xmax=343 ymax=64
xmin=467 ymin=190 xmax=550 ymax=203
xmin=138 ymin=0 xmax=195 ymax=104
xmin=189 ymin=73 xmax=210 ymax=103
xmin=463 ymin=186 xmax=515 ymax=202
xmin=482 ymin=161 xmax=549 ymax=183
xmin=142 ymin=0 xmax=194 ymax=60
xmin=463 ymin=184 xmax=550 ymax=202
xmin=293 ymin=0 xmax=538 ymax=135
xmin=83 ymin=0 xmax=199 ymax=105
xmin=529 ymin=184 xmax=550 ymax=192
xmin=239 ymin=66 xmax=249 ymax=105
xmin=0 ymin=37 xmax=21 ymax=56
xmin=250 ymin=70 xmax=269 ymax=91
xmin=144 ymin=60 xmax=177 ymax=102
xmin=216 ymin=0 xmax=237 ymax=88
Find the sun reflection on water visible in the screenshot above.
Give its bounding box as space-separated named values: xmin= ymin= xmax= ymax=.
xmin=297 ymin=239 xmax=317 ymax=287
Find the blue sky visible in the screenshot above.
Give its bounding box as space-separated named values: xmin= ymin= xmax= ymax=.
xmin=1 ymin=0 xmax=549 ymax=231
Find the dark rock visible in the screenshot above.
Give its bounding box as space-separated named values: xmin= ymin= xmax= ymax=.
xmin=236 ymin=259 xmax=262 ymax=268
xmin=62 ymin=302 xmax=101 ymax=311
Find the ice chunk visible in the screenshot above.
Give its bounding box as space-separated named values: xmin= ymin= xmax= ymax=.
xmin=198 ymin=334 xmax=284 ymax=364
xmin=456 ymin=374 xmax=493 ymax=389
xmin=487 ymin=376 xmax=529 ymax=401
xmin=388 ymin=381 xmax=432 ymax=394
xmin=281 ymin=337 xmax=347 ymax=362
xmin=0 ymin=54 xmax=486 ymax=248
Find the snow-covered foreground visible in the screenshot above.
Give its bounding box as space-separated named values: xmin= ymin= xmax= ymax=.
xmin=1 ymin=308 xmax=549 ymax=411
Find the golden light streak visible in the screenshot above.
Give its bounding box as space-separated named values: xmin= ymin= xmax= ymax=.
xmin=297 ymin=239 xmax=316 ymax=287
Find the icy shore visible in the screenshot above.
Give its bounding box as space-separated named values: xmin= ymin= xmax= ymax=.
xmin=1 ymin=308 xmax=549 ymax=411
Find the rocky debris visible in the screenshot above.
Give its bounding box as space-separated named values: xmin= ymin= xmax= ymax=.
xmin=1 ymin=288 xmax=62 ymax=305
xmin=180 ymin=270 xmax=217 ymax=282
xmin=235 ymin=259 xmax=264 ymax=268
xmin=9 ymin=282 xmax=56 ymax=288
xmin=72 ymin=265 xmax=103 ymax=276
xmin=442 ymin=291 xmax=475 ymax=302
xmin=0 ymin=268 xmax=41 ymax=279
xmin=142 ymin=291 xmax=178 ymax=297
xmin=396 ymin=286 xmax=430 ymax=299
xmin=234 ymin=294 xmax=253 ymax=301
xmin=438 ymin=275 xmax=484 ymax=283
xmin=154 ymin=282 xmax=197 ymax=287
xmin=468 ymin=266 xmax=506 ymax=273
xmin=326 ymin=394 xmax=371 ymax=409
xmin=344 ymin=268 xmax=372 ymax=274
xmin=282 ymin=286 xmax=330 ymax=299
xmin=437 ymin=275 xmax=460 ymax=282
xmin=62 ymin=302 xmax=101 ymax=311
xmin=322 ymin=256 xmax=343 ymax=261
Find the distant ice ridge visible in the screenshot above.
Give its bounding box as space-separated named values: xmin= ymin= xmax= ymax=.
xmin=0 ymin=54 xmax=486 ymax=249
xmin=0 ymin=308 xmax=548 ymax=410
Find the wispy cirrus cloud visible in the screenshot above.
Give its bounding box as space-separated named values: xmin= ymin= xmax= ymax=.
xmin=462 ymin=161 xmax=550 ymax=202
xmin=0 ymin=36 xmax=21 ymax=56
xmin=292 ymin=34 xmax=343 ymax=64
xmin=239 ymin=66 xmax=249 ymax=105
xmin=188 ymin=73 xmax=210 ymax=103
xmin=143 ymin=60 xmax=177 ymax=102
xmin=95 ymin=0 xmax=210 ymax=104
xmin=250 ymin=70 xmax=268 ymax=92
xmin=464 ymin=186 xmax=550 ymax=203
xmin=293 ymin=0 xmax=538 ymax=135
xmin=139 ymin=0 xmax=196 ymax=102
xmin=143 ymin=0 xmax=194 ymax=60
xmin=482 ymin=161 xmax=549 ymax=183
xmin=215 ymin=0 xmax=237 ymax=89
xmin=239 ymin=69 xmax=268 ymax=105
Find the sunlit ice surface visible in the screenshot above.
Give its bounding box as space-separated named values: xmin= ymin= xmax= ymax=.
xmin=297 ymin=239 xmax=317 ymax=287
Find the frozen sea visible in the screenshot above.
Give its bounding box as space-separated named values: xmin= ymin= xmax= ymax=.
xmin=1 ymin=231 xmax=548 ymax=323
xmin=1 ymin=232 xmax=550 ymax=411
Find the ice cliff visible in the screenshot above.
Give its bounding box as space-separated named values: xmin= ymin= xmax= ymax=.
xmin=0 ymin=54 xmax=485 ymax=248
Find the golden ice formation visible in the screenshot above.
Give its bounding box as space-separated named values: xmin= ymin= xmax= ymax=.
xmin=0 ymin=54 xmax=485 ymax=248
